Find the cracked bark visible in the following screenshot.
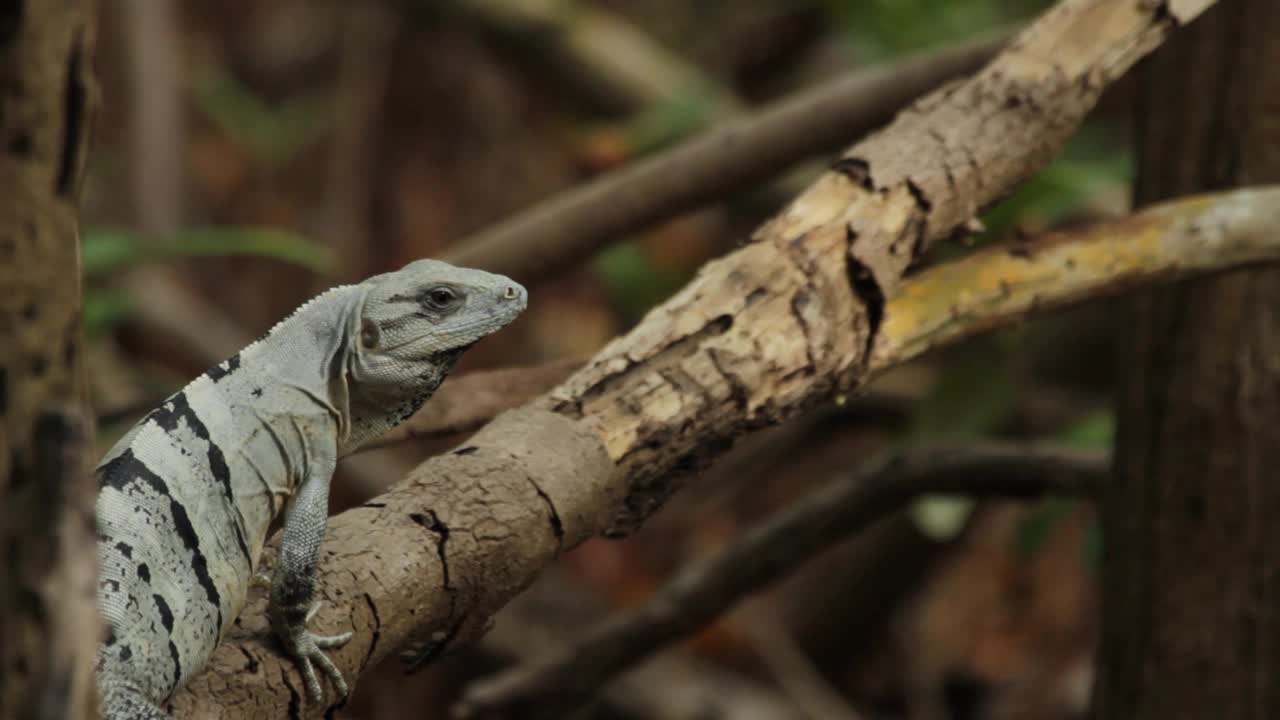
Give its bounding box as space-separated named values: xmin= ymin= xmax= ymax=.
xmin=1094 ymin=0 xmax=1280 ymax=716
xmin=173 ymin=1 xmax=1220 ymax=715
xmin=0 ymin=2 xmax=99 ymax=719
xmin=465 ymin=184 xmax=1280 ymax=717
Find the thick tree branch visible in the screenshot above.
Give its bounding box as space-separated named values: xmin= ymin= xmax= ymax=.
xmin=456 ymin=444 xmax=1106 ymax=719
xmin=374 ymin=181 xmax=1270 ymax=454
xmin=443 ymin=33 xmax=1005 ymax=284
xmin=358 ymin=358 xmax=925 ymax=452
xmin=175 ymin=2 xmax=1217 ymax=715
xmin=193 ymin=181 xmax=1278 ymax=712
xmin=320 ymin=0 xmax=396 ymax=285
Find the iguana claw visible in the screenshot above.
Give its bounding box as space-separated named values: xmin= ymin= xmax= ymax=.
xmin=281 ymin=602 xmax=353 ymax=703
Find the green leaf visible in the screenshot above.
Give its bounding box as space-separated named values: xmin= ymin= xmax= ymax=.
xmin=911 ymin=495 xmax=975 ymax=541
xmin=621 ymin=82 xmax=724 ymax=155
xmin=976 ymin=125 xmax=1132 ymax=244
xmin=820 ymin=0 xmax=1039 ymax=58
xmin=190 ymin=67 xmax=331 ymax=168
xmin=82 ymin=227 xmax=333 ymax=277
xmin=1015 ymin=496 xmax=1075 ymax=560
xmin=904 ymin=337 xmax=1018 ymax=540
xmin=908 ymin=339 xmax=1015 ymax=443
xmin=1002 ymin=410 xmax=1110 ymax=566
xmin=593 ymin=240 xmax=689 ymax=321
xmin=82 ymin=230 xmax=144 ymax=276
xmin=165 ymin=227 xmax=333 ymax=271
xmin=83 ymin=287 xmax=136 ymax=336
xmin=1083 ymin=519 xmax=1102 ymax=576
xmin=1057 ymin=410 xmax=1115 ymax=449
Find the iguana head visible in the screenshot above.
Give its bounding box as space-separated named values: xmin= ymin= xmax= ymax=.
xmin=349 ymin=259 xmax=527 ymax=384
xmin=338 ymin=259 xmax=526 ymax=449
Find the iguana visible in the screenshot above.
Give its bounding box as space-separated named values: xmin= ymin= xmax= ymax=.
xmin=94 ymin=259 xmax=527 ymax=718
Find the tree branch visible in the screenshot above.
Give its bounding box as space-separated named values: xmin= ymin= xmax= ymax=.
xmin=448 ymin=0 xmax=739 ymax=114
xmin=319 ymin=0 xmax=396 ymax=285
xmin=455 ymin=444 xmax=1106 ymax=719
xmin=442 ymin=33 xmax=1006 ymax=284
xmin=115 ymin=0 xmax=184 ymax=235
xmin=357 ymin=358 xmax=928 ymax=453
xmin=174 ymin=2 xmax=1218 ymax=715
xmin=734 ymin=600 xmax=867 ymax=720
xmin=870 ymin=187 xmax=1280 ymax=373
xmin=481 ymin=568 xmax=808 ymax=720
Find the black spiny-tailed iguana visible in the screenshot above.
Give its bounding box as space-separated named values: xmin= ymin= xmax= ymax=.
xmin=95 ymin=260 xmax=527 ymax=718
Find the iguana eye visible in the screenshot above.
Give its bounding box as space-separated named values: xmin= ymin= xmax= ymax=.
xmin=424 ymin=286 xmax=458 ymax=310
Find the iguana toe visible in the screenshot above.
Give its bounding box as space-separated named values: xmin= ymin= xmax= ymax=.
xmin=287 ymin=627 xmax=353 ymax=703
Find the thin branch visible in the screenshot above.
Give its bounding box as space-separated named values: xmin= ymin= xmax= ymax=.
xmin=735 ymin=600 xmax=866 ymax=720
xmin=449 ymin=0 xmax=738 ymax=114
xmin=482 ymin=569 xmax=807 ymax=720
xmin=174 ymin=4 xmax=1219 ymax=714
xmin=319 ymin=0 xmax=396 ymax=285
xmin=116 ymin=0 xmax=184 ymax=236
xmin=869 ymin=187 xmax=1280 ymax=372
xmin=455 ymin=444 xmax=1106 ymax=719
xmin=442 ymin=33 xmax=1005 ymax=283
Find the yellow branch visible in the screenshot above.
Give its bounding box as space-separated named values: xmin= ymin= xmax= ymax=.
xmin=872 ymin=187 xmax=1280 ymax=371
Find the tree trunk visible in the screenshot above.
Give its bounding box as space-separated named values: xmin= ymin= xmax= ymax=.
xmin=1095 ymin=0 xmax=1280 ymax=717
xmin=0 ymin=3 xmax=99 ymax=719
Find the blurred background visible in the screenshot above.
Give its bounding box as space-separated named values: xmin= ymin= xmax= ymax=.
xmin=84 ymin=1 xmax=1135 ymax=718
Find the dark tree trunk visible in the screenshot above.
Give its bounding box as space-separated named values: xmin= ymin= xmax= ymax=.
xmin=1094 ymin=0 xmax=1280 ymax=717
xmin=0 ymin=2 xmax=99 ymax=719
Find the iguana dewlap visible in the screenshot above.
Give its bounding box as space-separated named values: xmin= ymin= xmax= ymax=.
xmin=94 ymin=260 xmax=527 ymax=718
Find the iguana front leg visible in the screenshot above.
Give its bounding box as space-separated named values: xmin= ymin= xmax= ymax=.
xmin=269 ymin=451 xmax=352 ymax=703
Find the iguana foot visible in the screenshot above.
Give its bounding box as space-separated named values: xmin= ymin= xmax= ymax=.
xmin=277 ymin=601 xmax=353 ymax=703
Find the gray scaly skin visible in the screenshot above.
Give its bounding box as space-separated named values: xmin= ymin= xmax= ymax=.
xmin=94 ymin=260 xmax=527 ymax=718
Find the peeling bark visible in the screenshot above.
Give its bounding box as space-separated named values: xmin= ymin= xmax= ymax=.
xmin=0 ymin=2 xmax=99 ymax=718
xmin=551 ymin=0 xmax=1215 ymax=532
xmin=175 ymin=1 xmax=1219 ymax=715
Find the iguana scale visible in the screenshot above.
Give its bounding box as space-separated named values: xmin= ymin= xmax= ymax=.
xmin=94 ymin=260 xmax=527 ymax=718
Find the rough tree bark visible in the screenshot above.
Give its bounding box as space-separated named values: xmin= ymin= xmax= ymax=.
xmin=172 ymin=1 xmax=1219 ymax=715
xmin=1094 ymin=0 xmax=1280 ymax=717
xmin=0 ymin=2 xmax=99 ymax=719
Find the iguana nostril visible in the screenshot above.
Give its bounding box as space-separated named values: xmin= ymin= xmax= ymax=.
xmin=504 ymin=285 xmax=520 ymax=300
